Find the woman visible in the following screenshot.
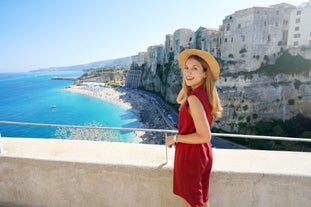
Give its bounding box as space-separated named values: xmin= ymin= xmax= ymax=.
xmin=166 ymin=49 xmax=222 ymax=207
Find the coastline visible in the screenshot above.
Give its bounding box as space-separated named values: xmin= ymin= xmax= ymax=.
xmin=65 ymin=82 xmax=173 ymax=144
xmin=65 ymin=83 xmax=132 ymax=109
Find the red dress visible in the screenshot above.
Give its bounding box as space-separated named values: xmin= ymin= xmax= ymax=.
xmin=173 ymin=85 xmax=213 ymax=207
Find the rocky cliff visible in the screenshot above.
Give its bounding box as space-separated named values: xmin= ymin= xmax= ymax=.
xmin=130 ymin=51 xmax=311 ymax=133
xmin=75 ymin=70 xmax=127 ymax=85
xmin=216 ymin=71 xmax=311 ymax=132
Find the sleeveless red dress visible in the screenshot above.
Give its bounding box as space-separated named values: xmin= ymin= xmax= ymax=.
xmin=173 ymin=85 xmax=213 ymax=207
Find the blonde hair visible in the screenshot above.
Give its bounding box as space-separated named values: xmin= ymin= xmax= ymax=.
xmin=176 ymin=55 xmax=223 ymax=120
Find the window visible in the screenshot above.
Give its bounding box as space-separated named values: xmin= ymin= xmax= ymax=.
xmin=294 ymin=34 xmax=301 ymax=38
xmin=226 ymin=24 xmax=230 ymax=31
xmin=275 ymin=22 xmax=278 ymax=27
xmin=296 ymin=10 xmax=302 ymax=15
xmin=283 ymin=20 xmax=288 ymax=25
xmin=238 ymin=24 xmax=241 ymax=29
xmin=276 ymin=10 xmax=279 ymax=15
xmin=309 ymin=40 xmax=311 ymax=46
xmin=241 ymin=35 xmax=245 ymax=42
xmin=225 ymin=38 xmax=228 ymax=42
xmin=296 ymin=18 xmax=301 ymax=23
xmin=231 ymin=37 xmax=233 ymax=42
xmin=294 ymin=41 xmax=299 ymax=46
xmin=295 ymin=26 xmax=300 ymax=31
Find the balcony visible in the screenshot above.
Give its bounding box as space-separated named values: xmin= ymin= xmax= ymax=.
xmin=1 ymin=135 xmax=311 ymax=207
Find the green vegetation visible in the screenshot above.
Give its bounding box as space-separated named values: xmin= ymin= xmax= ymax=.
xmin=239 ymin=48 xmax=247 ymax=54
xmin=257 ymin=51 xmax=311 ymax=76
xmin=213 ymin=114 xmax=311 ymax=152
xmin=223 ymin=50 xmax=311 ymax=79
xmin=246 ymin=116 xmax=251 ymax=123
xmin=294 ymin=79 xmax=301 ymax=90
xmin=55 ymin=121 xmax=120 ymax=142
xmin=156 ymin=64 xmax=165 ymax=82
xmin=288 ymin=99 xmax=295 ymax=105
xmin=242 ymin=105 xmax=248 ymax=111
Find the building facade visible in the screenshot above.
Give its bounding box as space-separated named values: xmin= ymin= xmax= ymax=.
xmin=191 ymin=27 xmax=221 ymax=58
xmin=173 ymin=28 xmax=193 ymax=61
xmin=221 ymin=4 xmax=295 ymax=71
xmin=127 ymin=1 xmax=310 ymax=85
xmin=287 ymin=2 xmax=311 ymax=48
xmin=132 ymin=52 xmax=147 ymax=67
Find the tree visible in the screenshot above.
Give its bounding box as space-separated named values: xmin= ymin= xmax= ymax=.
xmin=55 ymin=121 xmax=120 ymax=142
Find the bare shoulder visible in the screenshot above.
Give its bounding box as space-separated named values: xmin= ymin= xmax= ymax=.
xmin=188 ymin=95 xmax=204 ymax=111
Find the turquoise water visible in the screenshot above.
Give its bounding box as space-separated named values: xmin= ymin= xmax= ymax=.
xmin=0 ymin=71 xmax=140 ymax=142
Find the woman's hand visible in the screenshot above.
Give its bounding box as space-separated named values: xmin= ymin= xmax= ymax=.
xmin=166 ymin=135 xmax=176 ymax=148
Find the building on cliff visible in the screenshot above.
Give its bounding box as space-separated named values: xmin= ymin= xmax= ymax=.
xmin=173 ymin=28 xmax=193 ymax=61
xmin=125 ymin=69 xmax=143 ymax=88
xmin=287 ymin=1 xmax=311 ymax=48
xmin=125 ymin=52 xmax=147 ymax=88
xmin=128 ymin=2 xmax=310 ymax=75
xmin=132 ymin=52 xmax=147 ymax=67
xmin=126 ymin=2 xmax=310 ymax=89
xmin=190 ymin=27 xmax=220 ymax=58
xmin=221 ymin=3 xmax=295 ymax=72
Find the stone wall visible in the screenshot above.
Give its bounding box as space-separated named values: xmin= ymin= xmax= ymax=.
xmin=1 ymin=138 xmax=311 ymax=207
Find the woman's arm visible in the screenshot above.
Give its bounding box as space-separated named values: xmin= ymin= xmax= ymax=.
xmin=166 ymin=95 xmax=211 ymax=147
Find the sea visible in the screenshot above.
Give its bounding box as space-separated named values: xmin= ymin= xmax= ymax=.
xmin=0 ymin=71 xmax=141 ymax=143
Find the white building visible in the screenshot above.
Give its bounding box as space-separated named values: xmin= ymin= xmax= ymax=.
xmin=191 ymin=27 xmax=220 ymax=58
xmin=132 ymin=52 xmax=147 ymax=67
xmin=173 ymin=28 xmax=193 ymax=61
xmin=221 ymin=4 xmax=295 ymax=71
xmin=287 ymin=1 xmax=311 ymax=48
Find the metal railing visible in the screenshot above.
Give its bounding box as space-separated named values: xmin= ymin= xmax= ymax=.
xmin=0 ymin=121 xmax=177 ymax=162
xmin=1 ymin=120 xmax=311 ymax=161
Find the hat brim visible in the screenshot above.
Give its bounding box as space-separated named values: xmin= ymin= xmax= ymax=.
xmin=178 ymin=49 xmax=220 ymax=81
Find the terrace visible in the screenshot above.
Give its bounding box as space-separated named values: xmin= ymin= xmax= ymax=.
xmin=0 ymin=122 xmax=310 ymax=207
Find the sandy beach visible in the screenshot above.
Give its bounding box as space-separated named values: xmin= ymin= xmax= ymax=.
xmin=65 ymin=82 xmax=171 ymax=144
xmin=65 ymin=83 xmax=132 ymax=109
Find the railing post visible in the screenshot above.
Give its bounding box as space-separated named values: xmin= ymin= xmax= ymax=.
xmin=0 ymin=133 xmax=4 ymax=154
xmin=165 ymin=132 xmax=168 ymax=163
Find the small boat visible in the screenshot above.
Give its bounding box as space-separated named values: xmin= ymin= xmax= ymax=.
xmin=50 ymin=105 xmax=57 ymax=108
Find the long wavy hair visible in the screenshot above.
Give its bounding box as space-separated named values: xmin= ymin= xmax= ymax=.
xmin=176 ymin=55 xmax=223 ymax=120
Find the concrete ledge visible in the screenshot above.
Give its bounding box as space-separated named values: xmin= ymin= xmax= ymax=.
xmin=0 ymin=138 xmax=311 ymax=207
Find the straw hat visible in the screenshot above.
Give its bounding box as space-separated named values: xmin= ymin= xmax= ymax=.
xmin=178 ymin=49 xmax=220 ymax=81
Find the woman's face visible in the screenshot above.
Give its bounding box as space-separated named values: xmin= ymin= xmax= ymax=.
xmin=182 ymin=57 xmax=207 ymax=89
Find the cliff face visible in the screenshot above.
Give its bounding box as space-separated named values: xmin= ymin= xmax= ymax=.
xmin=129 ymin=55 xmax=311 ymax=132
xmin=216 ymin=71 xmax=311 ymax=132
xmin=140 ymin=63 xmax=182 ymax=104
xmin=76 ymin=70 xmax=127 ymax=85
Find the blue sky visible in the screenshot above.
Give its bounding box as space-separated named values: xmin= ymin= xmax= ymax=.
xmin=0 ymin=0 xmax=304 ymax=72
